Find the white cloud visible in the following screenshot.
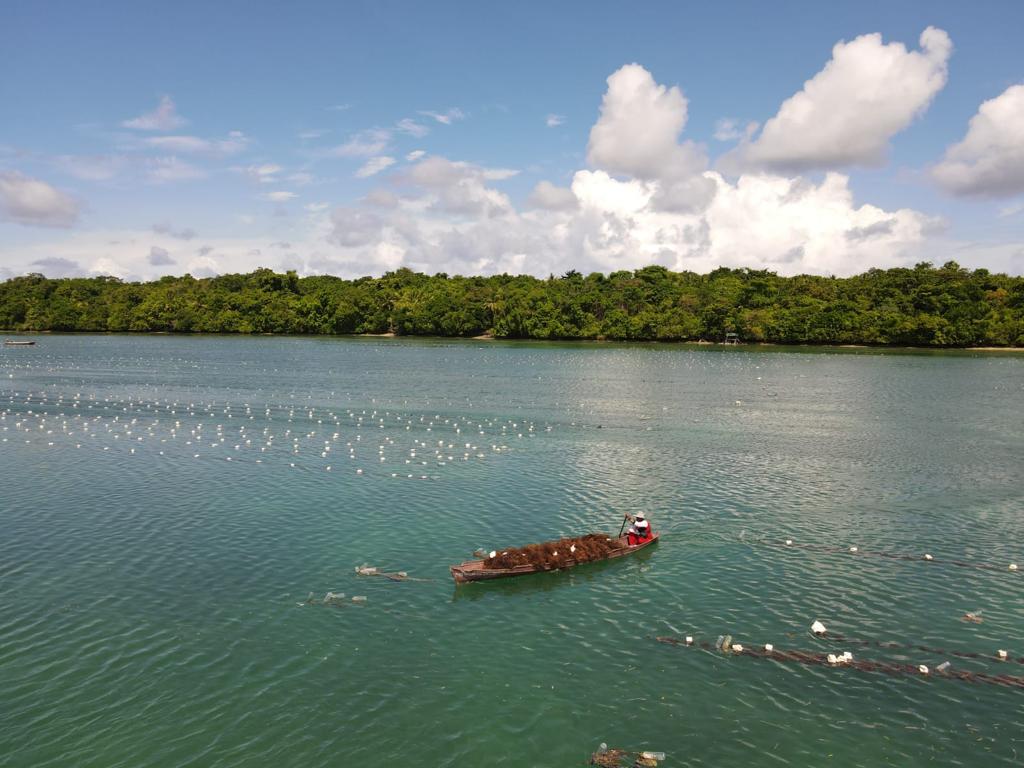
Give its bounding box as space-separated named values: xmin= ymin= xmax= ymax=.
xmin=355 ymin=156 xmax=396 ymax=178
xmin=587 ymin=63 xmax=714 ymax=212
xmin=146 ymin=157 xmax=206 ymax=183
xmin=262 ymin=190 xmax=297 ymax=201
xmin=123 ymin=95 xmax=187 ymax=131
xmin=528 ymin=180 xmax=578 ymax=211
xmin=242 ymin=163 xmax=282 ymax=183
xmin=326 ymin=129 xmax=391 ymax=157
xmin=396 ymin=118 xmax=429 ymax=138
xmin=725 ymin=27 xmax=952 ymax=173
xmin=419 ymin=108 xmax=465 ymax=125
xmin=143 ymin=131 xmax=249 ymax=156
xmin=405 ymin=150 xmax=426 ymax=162
xmin=932 ymin=84 xmax=1024 ymax=198
xmin=298 ymin=129 xmax=329 ymax=140
xmin=407 ymin=156 xmax=513 ymax=217
xmin=712 ymin=118 xmax=758 ymax=142
xmin=0 ymin=171 xmax=81 ymax=227
xmin=546 ymin=114 xmax=565 ymax=127
xmin=481 ymin=167 xmax=519 ymax=181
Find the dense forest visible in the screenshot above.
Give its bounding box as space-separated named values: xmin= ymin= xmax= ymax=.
xmin=1 ymin=262 xmax=1022 ymax=347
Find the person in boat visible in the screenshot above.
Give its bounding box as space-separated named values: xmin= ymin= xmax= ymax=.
xmin=626 ymin=512 xmax=652 ymax=545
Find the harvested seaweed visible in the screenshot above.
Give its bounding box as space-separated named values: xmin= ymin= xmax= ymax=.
xmin=484 ymin=533 xmax=624 ymax=570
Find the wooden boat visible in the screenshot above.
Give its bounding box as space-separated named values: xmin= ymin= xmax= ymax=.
xmin=450 ymin=533 xmax=659 ymax=583
xmin=3 ymin=340 xmax=36 ymax=346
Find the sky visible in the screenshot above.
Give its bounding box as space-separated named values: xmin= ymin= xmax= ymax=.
xmin=2 ymin=0 xmax=1023 ymax=281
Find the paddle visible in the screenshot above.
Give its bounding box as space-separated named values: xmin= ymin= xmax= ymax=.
xmin=618 ymin=513 xmax=630 ymax=538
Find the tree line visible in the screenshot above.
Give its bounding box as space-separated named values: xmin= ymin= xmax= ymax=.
xmin=1 ymin=262 xmax=1022 ymax=347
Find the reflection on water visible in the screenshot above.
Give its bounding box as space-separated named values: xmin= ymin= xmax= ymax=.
xmin=1 ymin=335 xmax=1022 ymax=767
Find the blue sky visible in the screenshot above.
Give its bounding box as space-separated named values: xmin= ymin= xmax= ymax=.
xmin=2 ymin=0 xmax=1023 ymax=280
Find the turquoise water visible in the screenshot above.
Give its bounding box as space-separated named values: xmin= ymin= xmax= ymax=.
xmin=2 ymin=336 xmax=1022 ymax=767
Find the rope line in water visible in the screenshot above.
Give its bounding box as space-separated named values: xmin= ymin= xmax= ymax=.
xmin=654 ymin=636 xmax=1024 ymax=689
xmin=757 ymin=539 xmax=1019 ymax=573
xmin=816 ymin=633 xmax=1024 ymax=665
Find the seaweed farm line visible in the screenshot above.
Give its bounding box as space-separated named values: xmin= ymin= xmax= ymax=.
xmin=656 ymin=636 xmax=1024 ymax=689
xmin=755 ymin=537 xmax=1020 ymax=573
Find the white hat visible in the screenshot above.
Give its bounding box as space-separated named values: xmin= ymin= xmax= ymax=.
xmin=635 ymin=512 xmax=645 ymax=519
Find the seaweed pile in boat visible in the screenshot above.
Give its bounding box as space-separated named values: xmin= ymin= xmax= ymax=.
xmin=484 ymin=533 xmax=624 ymax=570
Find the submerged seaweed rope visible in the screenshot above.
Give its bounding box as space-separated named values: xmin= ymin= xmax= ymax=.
xmin=755 ymin=538 xmax=1019 ymax=574
xmin=655 ymin=636 xmax=1024 ymax=689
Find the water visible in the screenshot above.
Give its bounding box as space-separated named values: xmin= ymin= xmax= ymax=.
xmin=1 ymin=335 xmax=1022 ymax=767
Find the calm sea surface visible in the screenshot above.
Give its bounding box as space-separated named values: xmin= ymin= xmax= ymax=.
xmin=1 ymin=335 xmax=1022 ymax=767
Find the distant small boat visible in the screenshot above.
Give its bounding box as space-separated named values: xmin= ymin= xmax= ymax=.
xmin=3 ymin=340 xmax=36 ymax=346
xmin=450 ymin=533 xmax=659 ymax=583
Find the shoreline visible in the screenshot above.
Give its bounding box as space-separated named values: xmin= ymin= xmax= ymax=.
xmin=3 ymin=329 xmax=1022 ymax=352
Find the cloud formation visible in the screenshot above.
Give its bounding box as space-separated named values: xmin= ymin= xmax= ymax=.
xmin=419 ymin=108 xmax=465 ymax=125
xmin=587 ymin=64 xmax=714 ymax=212
xmin=724 ymin=27 xmax=952 ymax=173
xmin=932 ymin=84 xmax=1024 ymax=197
xmin=326 ymin=129 xmax=391 ymax=157
xmin=355 ymin=156 xmax=396 ymax=178
xmin=0 ymin=171 xmax=81 ymax=227
xmin=143 ymin=131 xmax=249 ymax=156
xmin=123 ymin=96 xmax=187 ymax=131
xmin=148 ymin=246 xmax=174 ymax=266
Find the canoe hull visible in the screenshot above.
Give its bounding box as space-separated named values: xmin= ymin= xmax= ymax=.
xmin=450 ymin=533 xmax=659 ymax=584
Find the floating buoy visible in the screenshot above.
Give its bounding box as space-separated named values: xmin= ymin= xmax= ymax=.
xmin=918 ymin=665 xmax=929 ymax=675
xmin=685 ymin=636 xmax=693 ymax=645
xmin=998 ymin=650 xmax=1009 ymax=660
xmin=924 ymin=554 xmax=933 ymax=561
xmin=489 ymin=550 xmax=496 ymax=559
xmin=785 ymin=539 xmax=793 ymax=546
xmin=731 ymin=644 xmax=744 ymax=653
xmin=764 ymin=643 xmax=773 ymax=653
xmin=811 ymin=620 xmax=827 ymax=635
xmin=849 ymin=546 xmax=858 ymax=553
xmin=827 ymin=653 xmax=839 ymax=665
xmin=1010 ymin=564 xmax=1018 ymax=571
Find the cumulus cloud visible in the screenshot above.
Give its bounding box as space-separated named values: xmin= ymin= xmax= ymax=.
xmin=1 ymin=61 xmax=957 ymax=282
xmin=148 ymin=246 xmax=174 ymax=266
xmin=355 ymin=156 xmax=396 ymax=178
xmin=407 ymin=156 xmax=513 ymax=217
xmin=0 ymin=171 xmax=81 ymax=227
xmin=528 ymin=181 xmax=578 ymax=211
xmin=123 ymin=95 xmax=186 ymax=131
xmin=406 ymin=150 xmax=426 ymax=162
xmin=724 ymin=27 xmax=952 ymax=173
xmin=587 ymin=64 xmax=714 ymax=212
xmin=546 ymin=114 xmax=565 ymax=127
xmin=932 ymin=84 xmax=1024 ymax=197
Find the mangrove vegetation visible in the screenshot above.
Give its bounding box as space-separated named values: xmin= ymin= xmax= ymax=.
xmin=1 ymin=262 xmax=1022 ymax=347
